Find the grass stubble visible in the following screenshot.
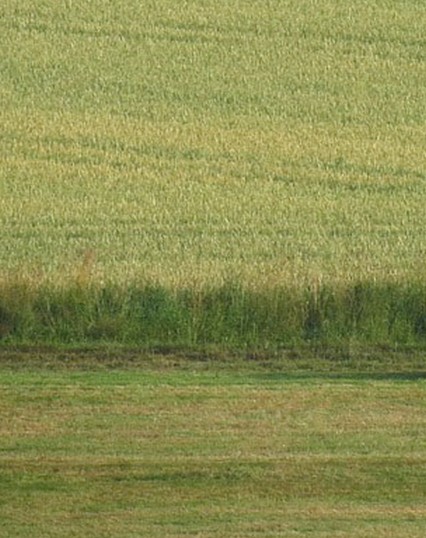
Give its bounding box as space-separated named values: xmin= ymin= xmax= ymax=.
xmin=0 ymin=356 xmax=426 ymax=537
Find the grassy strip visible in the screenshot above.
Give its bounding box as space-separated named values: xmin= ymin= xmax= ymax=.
xmin=1 ymin=280 xmax=425 ymax=349
xmin=1 ymin=365 xmax=425 ymax=537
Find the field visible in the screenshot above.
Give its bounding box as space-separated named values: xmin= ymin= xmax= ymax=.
xmin=1 ymin=0 xmax=426 ymax=348
xmin=1 ymin=353 xmax=426 ymax=537
xmin=1 ymin=3 xmax=426 ymax=536
xmin=2 ymin=4 xmax=426 ymax=536
xmin=1 ymin=0 xmax=426 ymax=286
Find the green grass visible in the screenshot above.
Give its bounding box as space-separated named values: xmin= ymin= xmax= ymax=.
xmin=1 ymin=355 xmax=425 ymax=537
xmin=1 ymin=0 xmax=426 ymax=348
xmin=0 ymin=279 xmax=426 ymax=348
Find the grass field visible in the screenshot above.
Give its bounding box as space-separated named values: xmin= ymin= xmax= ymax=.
xmin=1 ymin=353 xmax=426 ymax=537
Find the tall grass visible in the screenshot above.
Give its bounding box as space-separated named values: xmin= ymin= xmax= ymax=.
xmin=0 ymin=278 xmax=425 ymax=349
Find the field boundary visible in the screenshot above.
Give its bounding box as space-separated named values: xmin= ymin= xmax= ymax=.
xmin=1 ymin=279 xmax=426 ymax=352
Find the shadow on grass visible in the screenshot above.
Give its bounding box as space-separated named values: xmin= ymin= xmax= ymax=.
xmin=251 ymin=371 xmax=426 ymax=383
xmin=0 ymin=344 xmax=425 ymax=382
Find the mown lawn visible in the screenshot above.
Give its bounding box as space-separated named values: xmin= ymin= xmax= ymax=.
xmin=1 ymin=353 xmax=425 ymax=537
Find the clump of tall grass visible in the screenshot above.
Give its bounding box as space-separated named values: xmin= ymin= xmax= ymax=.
xmin=0 ymin=276 xmax=425 ymax=350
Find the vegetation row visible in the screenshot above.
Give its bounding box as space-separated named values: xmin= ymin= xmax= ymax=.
xmin=1 ymin=280 xmax=425 ymax=349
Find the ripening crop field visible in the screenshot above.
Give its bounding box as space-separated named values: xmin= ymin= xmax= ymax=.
xmin=1 ymin=0 xmax=426 ymax=290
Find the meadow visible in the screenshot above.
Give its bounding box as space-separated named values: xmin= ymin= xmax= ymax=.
xmin=1 ymin=4 xmax=426 ymax=535
xmin=0 ymin=0 xmax=426 ymax=347
xmin=0 ymin=353 xmax=425 ymax=537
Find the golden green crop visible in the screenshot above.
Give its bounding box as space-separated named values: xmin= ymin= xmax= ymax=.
xmin=1 ymin=0 xmax=425 ymax=288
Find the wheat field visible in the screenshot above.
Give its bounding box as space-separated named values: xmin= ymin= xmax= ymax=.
xmin=1 ymin=0 xmax=425 ymax=290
